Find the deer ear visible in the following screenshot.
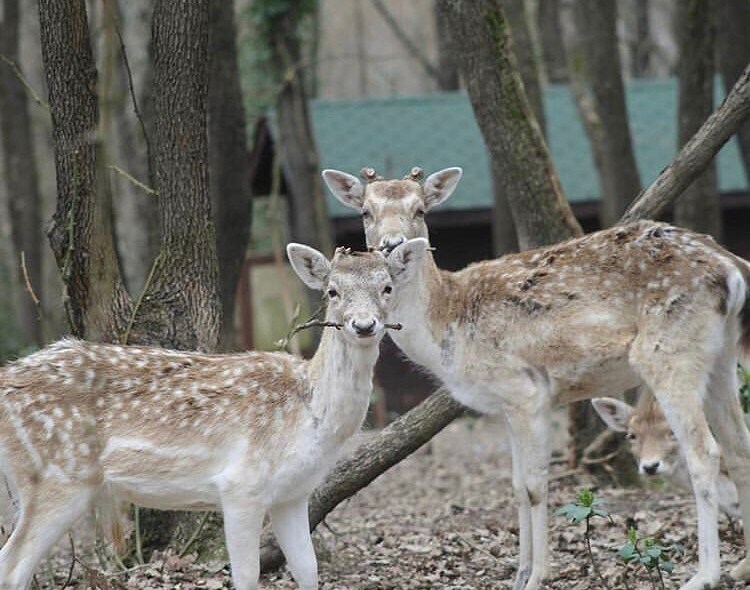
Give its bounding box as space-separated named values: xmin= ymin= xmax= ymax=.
xmin=423 ymin=167 xmax=462 ymax=210
xmin=591 ymin=398 xmax=633 ymax=433
xmin=287 ymin=243 xmax=331 ymax=291
xmin=322 ymin=169 xmax=365 ymax=209
xmin=387 ymin=238 xmax=429 ymax=285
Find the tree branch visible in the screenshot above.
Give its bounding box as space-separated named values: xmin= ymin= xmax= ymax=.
xmin=622 ymin=62 xmax=750 ymax=223
xmin=371 ymin=0 xmax=442 ymax=84
xmin=260 ymin=388 xmax=465 ymax=571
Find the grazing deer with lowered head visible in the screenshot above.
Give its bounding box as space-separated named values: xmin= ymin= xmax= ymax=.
xmin=0 ymin=239 xmax=428 ymax=590
xmin=593 ymin=393 xmax=741 ymax=518
xmin=323 ymin=166 xmax=750 ymax=590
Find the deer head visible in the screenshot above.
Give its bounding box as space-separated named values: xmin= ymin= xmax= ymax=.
xmin=322 ymin=167 xmax=463 ymax=253
xmin=287 ymin=238 xmax=429 ymax=343
xmin=592 ymin=396 xmax=679 ymax=476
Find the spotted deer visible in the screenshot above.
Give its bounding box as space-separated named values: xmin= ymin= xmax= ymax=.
xmin=0 ymin=239 xmax=428 ymax=590
xmin=593 ymin=393 xmax=741 ymax=518
xmin=323 ymin=166 xmax=750 ymax=590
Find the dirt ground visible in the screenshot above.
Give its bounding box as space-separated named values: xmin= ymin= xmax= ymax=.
xmin=35 ymin=416 xmax=749 ymax=589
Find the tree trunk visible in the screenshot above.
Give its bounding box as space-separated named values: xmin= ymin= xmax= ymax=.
xmin=673 ymin=0 xmax=720 ymax=238
xmin=0 ymin=0 xmax=44 ymax=346
xmin=110 ymin=0 xmax=160 ymax=295
xmin=268 ymin=6 xmax=332 ymax=257
xmin=536 ymin=0 xmax=567 ymax=83
xmin=631 ymin=0 xmax=651 ymax=78
xmin=573 ymin=0 xmax=642 ymax=226
xmin=433 ymin=1 xmax=460 ymax=91
xmin=436 ymin=0 xmax=581 ymax=251
xmin=39 ymin=0 xmax=131 ymax=342
xmin=717 ymin=0 xmax=750 ymax=178
xmin=504 ymin=0 xmax=545 ymax=135
xmin=128 ymin=0 xmax=221 ymax=353
xmin=208 ymin=0 xmax=254 ymax=351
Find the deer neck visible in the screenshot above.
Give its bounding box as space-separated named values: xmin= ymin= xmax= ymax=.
xmin=389 ymin=251 xmax=451 ymax=375
xmin=307 ymin=327 xmax=378 ymax=443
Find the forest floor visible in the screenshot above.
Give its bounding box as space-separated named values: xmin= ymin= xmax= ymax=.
xmin=36 ymin=415 xmax=748 ymax=589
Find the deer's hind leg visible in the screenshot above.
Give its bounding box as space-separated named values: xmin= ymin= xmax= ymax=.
xmin=0 ymin=475 xmax=95 ymax=590
xmin=630 ymin=318 xmax=723 ymax=590
xmin=704 ymin=347 xmax=750 ymax=580
xmin=501 ymin=365 xmax=553 ymax=590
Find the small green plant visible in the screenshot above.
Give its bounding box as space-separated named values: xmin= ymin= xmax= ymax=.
xmin=556 ymin=489 xmax=613 ymax=589
xmin=618 ymin=527 xmax=684 ymax=590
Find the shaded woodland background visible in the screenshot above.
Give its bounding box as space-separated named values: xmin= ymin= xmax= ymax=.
xmin=0 ymin=0 xmax=749 ymax=583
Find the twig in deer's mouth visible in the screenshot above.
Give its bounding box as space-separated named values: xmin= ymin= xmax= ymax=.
xmin=385 ymin=323 xmax=403 ymax=330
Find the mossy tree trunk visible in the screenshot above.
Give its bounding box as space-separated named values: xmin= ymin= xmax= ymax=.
xmin=435 ymin=0 xmax=581 ymax=251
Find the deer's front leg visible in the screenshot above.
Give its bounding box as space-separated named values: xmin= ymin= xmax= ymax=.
xmin=221 ymin=497 xmax=265 ymax=590
xmin=270 ymin=498 xmax=318 ymax=590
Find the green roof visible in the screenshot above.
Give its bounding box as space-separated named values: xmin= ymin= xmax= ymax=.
xmin=311 ymin=78 xmax=748 ymax=218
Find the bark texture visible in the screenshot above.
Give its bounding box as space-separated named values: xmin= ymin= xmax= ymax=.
xmin=504 ymin=0 xmax=545 ymax=134
xmin=573 ymin=0 xmax=641 ymax=226
xmin=434 ymin=2 xmax=460 ymax=91
xmin=717 ymin=0 xmax=750 ymax=178
xmin=129 ymin=0 xmax=221 ymax=353
xmin=435 ymin=0 xmax=581 ymax=251
xmin=673 ymin=0 xmax=720 ymax=238
xmin=39 ymin=0 xmax=131 ymax=342
xmin=208 ymin=0 xmax=254 ymax=350
xmin=623 ymin=63 xmax=750 ymax=223
xmin=268 ymin=4 xmax=332 ymax=256
xmin=0 ymin=0 xmax=44 ymax=345
xmin=536 ymin=0 xmax=567 ymax=83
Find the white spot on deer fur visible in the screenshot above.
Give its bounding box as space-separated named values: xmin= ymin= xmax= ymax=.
xmin=79 ymin=443 xmax=90 ymax=456
xmin=52 ymin=407 xmax=64 ymax=418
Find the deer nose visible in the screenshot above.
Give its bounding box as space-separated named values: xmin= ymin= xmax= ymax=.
xmin=352 ymin=318 xmax=376 ymax=336
xmin=380 ymin=235 xmax=405 ymax=253
xmin=642 ymin=461 xmax=661 ymax=475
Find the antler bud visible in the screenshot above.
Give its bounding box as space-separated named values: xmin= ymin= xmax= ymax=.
xmin=404 ymin=167 xmax=424 ymax=182
xmin=359 ymin=167 xmax=383 ymax=182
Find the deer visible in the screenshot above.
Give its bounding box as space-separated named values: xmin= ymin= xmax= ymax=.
xmin=322 ymin=166 xmax=750 ymax=590
xmin=592 ymin=393 xmax=741 ymax=518
xmin=0 ymin=238 xmax=428 ymax=590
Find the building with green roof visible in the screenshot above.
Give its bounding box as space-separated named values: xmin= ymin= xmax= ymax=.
xmin=311 ymin=78 xmax=747 ymax=219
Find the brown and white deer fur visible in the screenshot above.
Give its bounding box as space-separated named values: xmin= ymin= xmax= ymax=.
xmin=0 ymin=239 xmax=428 ymax=590
xmin=323 ymin=167 xmax=750 ymax=590
xmin=593 ymin=393 xmax=741 ymax=518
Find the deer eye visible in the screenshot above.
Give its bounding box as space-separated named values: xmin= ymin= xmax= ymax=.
xmin=626 ymin=433 xmax=637 ymax=441
xmin=414 ymin=208 xmax=425 ymax=218
xmin=327 ymin=288 xmax=339 ymax=299
xmin=383 ymin=285 xmax=392 ymax=295
xmin=361 ymin=209 xmax=371 ymax=219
